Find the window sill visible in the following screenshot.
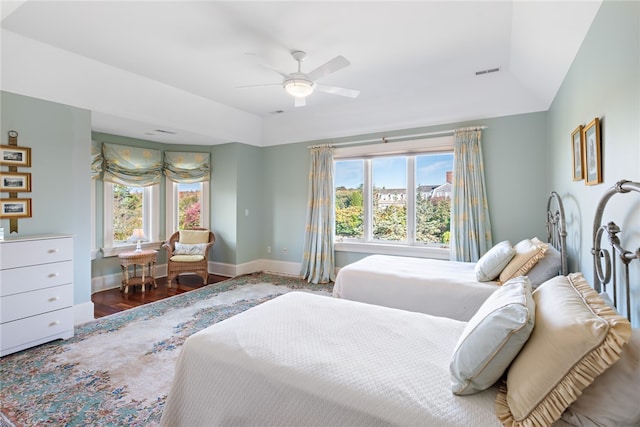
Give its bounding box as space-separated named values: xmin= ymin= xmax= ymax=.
xmin=334 ymin=241 xmax=450 ymax=260
xmin=101 ymin=241 xmax=163 ymax=258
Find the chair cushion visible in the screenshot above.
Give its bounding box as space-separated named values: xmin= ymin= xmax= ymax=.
xmin=174 ymin=242 xmax=207 ymax=256
xmin=179 ymin=230 xmax=210 ymax=244
xmin=170 ymin=255 xmax=205 ymax=262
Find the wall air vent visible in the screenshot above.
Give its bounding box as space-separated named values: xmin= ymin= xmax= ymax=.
xmin=475 ymin=67 xmax=500 ymax=76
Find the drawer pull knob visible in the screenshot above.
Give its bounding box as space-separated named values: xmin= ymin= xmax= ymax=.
xmin=49 ymin=296 xmax=60 ymax=302
xmin=49 ymin=320 xmax=60 ymax=327
xmin=48 ymin=273 xmax=59 ymax=278
xmin=48 ymin=248 xmax=60 ymax=254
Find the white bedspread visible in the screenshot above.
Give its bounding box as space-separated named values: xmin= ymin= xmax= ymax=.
xmin=161 ymin=292 xmax=501 ymax=427
xmin=333 ymin=255 xmax=499 ymax=321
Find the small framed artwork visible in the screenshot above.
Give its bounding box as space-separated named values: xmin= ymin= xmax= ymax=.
xmin=0 ymin=145 xmax=31 ymax=167
xmin=583 ymin=117 xmax=602 ymax=185
xmin=0 ymin=198 xmax=32 ymax=219
xmin=0 ymin=172 xmax=31 ymax=192
xmin=571 ymin=125 xmax=584 ymax=181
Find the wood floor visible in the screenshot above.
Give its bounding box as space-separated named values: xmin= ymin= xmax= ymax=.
xmin=91 ymin=273 xmax=229 ymax=318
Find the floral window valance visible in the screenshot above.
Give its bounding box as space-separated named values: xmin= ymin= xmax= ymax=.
xmin=91 ymin=140 xmax=103 ymax=180
xmin=102 ymin=143 xmax=162 ymax=187
xmin=163 ymin=151 xmax=210 ymax=183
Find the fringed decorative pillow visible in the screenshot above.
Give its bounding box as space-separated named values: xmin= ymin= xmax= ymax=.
xmin=495 ymin=273 xmax=632 ymax=427
xmin=498 ymin=238 xmax=548 ymax=283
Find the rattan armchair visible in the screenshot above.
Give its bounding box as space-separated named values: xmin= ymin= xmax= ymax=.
xmin=162 ymin=229 xmax=215 ymax=286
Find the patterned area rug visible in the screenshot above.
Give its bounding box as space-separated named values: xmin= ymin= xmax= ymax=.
xmin=0 ymin=273 xmax=332 ymax=426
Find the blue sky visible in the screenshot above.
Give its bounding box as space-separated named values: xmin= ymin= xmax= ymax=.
xmin=335 ymin=154 xmax=453 ymax=189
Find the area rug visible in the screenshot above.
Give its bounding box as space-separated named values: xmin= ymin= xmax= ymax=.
xmin=0 ymin=272 xmax=332 ymax=427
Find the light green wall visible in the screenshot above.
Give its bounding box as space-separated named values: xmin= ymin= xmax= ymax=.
xmin=262 ymin=112 xmax=549 ymax=268
xmin=1 ymin=91 xmax=92 ymax=306
xmin=235 ymin=143 xmax=264 ymax=264
xmin=546 ymin=0 xmax=639 ymax=323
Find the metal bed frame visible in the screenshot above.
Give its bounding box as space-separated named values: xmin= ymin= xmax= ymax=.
xmin=547 ymin=191 xmax=569 ymax=276
xmin=591 ymin=179 xmax=640 ymax=322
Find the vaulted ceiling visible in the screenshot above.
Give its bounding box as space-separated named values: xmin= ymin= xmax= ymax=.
xmin=1 ymin=1 xmax=602 ymax=146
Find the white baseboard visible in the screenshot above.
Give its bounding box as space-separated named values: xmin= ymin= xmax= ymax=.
xmin=91 ymin=260 xmax=303 ymax=294
xmin=74 ymin=301 xmax=95 ymax=325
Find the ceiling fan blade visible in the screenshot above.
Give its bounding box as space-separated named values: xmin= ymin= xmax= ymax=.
xmin=294 ymin=97 xmax=306 ymax=107
xmin=307 ymin=55 xmax=350 ymax=81
xmin=316 ymin=84 xmax=360 ymax=98
xmin=235 ymin=83 xmax=281 ymax=89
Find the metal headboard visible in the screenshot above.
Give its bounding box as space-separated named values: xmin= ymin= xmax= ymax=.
xmin=547 ymin=191 xmax=569 ymax=276
xmin=592 ymin=179 xmax=640 ymax=323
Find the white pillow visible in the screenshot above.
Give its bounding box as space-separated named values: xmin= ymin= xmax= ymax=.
xmin=174 ymin=242 xmax=207 ymax=255
xmin=474 ymin=240 xmax=515 ymax=282
xmin=527 ymin=239 xmax=562 ymax=288
xmin=449 ymin=276 xmax=535 ymax=395
xmin=561 ymin=328 xmax=640 ymax=427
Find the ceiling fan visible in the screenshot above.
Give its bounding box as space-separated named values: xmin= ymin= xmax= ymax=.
xmin=241 ymin=50 xmax=360 ymax=107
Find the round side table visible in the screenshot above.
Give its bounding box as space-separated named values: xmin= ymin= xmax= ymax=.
xmin=118 ymin=249 xmax=158 ymax=294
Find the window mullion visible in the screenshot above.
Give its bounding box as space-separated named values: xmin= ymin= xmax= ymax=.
xmin=364 ymin=159 xmax=372 ymax=241
xmin=407 ymin=156 xmax=416 ymax=244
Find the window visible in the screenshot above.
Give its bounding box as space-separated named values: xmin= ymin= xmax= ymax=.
xmin=334 ymin=136 xmax=454 ymax=258
xmin=102 ymin=182 xmax=159 ymax=256
xmin=165 ymin=180 xmax=210 ymax=236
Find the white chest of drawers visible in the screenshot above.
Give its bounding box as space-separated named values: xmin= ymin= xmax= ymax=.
xmin=0 ymin=234 xmax=74 ymax=356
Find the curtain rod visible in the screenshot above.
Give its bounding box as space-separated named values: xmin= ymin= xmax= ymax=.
xmin=308 ymin=126 xmax=487 ymax=148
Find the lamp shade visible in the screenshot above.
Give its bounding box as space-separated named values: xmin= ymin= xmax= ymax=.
xmin=284 ymin=79 xmax=314 ymax=97
xmin=128 ymin=228 xmax=147 ymax=252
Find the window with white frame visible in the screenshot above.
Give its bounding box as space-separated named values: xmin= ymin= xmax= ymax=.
xmin=102 ymin=182 xmax=159 ymax=256
xmin=334 ymin=136 xmax=454 ymax=256
xmin=165 ymin=180 xmax=210 ymax=237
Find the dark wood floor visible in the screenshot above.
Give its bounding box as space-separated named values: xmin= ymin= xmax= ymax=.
xmin=91 ymin=273 xmax=229 ymax=318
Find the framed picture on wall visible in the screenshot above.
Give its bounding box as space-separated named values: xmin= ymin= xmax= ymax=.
xmin=0 ymin=198 xmax=32 ymax=219
xmin=583 ymin=117 xmax=602 ymax=185
xmin=0 ymin=145 xmax=31 ymax=167
xmin=0 ymin=172 xmax=31 ymax=192
xmin=571 ymin=125 xmax=584 ymax=181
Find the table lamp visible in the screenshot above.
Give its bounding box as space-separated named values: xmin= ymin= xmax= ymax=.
xmin=128 ymin=228 xmax=147 ymax=252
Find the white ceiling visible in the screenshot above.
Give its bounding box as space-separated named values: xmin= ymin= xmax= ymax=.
xmin=0 ymin=1 xmax=602 ymax=147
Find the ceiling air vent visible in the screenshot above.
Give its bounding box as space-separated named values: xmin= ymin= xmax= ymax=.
xmin=475 ymin=67 xmax=500 ymax=76
xmin=154 ymin=129 xmax=176 ymax=134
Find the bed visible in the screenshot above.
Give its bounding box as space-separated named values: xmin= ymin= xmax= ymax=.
xmin=332 ymin=191 xmax=569 ymax=321
xmin=161 ymin=181 xmax=639 ymax=427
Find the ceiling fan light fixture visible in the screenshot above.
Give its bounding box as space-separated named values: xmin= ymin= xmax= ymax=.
xmin=284 ymin=79 xmax=314 ymax=97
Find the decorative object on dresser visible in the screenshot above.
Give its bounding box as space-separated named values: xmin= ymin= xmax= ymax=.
xmin=118 ymin=249 xmax=158 ymax=294
xmin=0 ymin=234 xmax=74 ymax=357
xmin=2 ymin=130 xmax=32 ymax=234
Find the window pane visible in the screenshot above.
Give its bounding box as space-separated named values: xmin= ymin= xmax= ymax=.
xmin=178 ymin=183 xmax=202 ymax=229
xmin=335 ymin=160 xmax=364 ymax=239
xmin=113 ymin=184 xmax=143 ymax=243
xmin=373 ymin=157 xmax=407 ymax=241
xmin=415 ymin=153 xmax=453 ymax=245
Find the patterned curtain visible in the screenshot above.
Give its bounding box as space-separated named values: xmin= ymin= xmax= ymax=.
xmin=91 ymin=140 xmax=103 ymax=179
xmin=300 ymin=145 xmax=336 ymax=284
xmin=451 ymin=129 xmax=493 ymax=262
xmin=102 ymin=143 xmax=162 ymax=186
xmin=164 ymin=151 xmax=210 ymax=183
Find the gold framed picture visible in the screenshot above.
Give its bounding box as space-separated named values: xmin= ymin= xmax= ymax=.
xmin=0 ymin=198 xmax=32 ymax=219
xmin=0 ymin=145 xmax=31 ymax=167
xmin=571 ymin=125 xmax=584 ymax=181
xmin=0 ymin=172 xmax=31 ymax=192
xmin=583 ymin=118 xmax=602 ymax=185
